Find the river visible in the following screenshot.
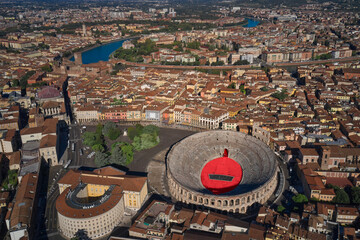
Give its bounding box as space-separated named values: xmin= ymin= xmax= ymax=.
xmin=70 ymin=39 xmax=126 ymax=64
xmin=71 ymin=21 xmax=259 ymax=65
xmin=243 ymin=18 xmax=260 ymax=28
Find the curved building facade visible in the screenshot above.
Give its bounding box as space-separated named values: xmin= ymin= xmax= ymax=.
xmin=166 ymin=131 xmax=278 ymax=213
xmin=55 ymin=167 xmax=148 ymax=239
xmin=57 ymin=185 xmax=124 ymax=239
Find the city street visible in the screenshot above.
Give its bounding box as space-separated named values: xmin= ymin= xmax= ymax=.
xmin=68 ymin=123 xmax=82 ymax=168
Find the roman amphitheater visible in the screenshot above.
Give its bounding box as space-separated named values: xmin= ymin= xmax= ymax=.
xmin=166 ymin=131 xmax=279 ymax=213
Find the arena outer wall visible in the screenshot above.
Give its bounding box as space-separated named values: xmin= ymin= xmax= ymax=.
xmin=166 ymin=131 xmax=279 ymax=213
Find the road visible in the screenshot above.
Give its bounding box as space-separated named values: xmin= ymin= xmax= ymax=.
xmin=68 ymin=123 xmax=85 ymax=168
xmin=128 ymin=127 xmax=196 ymax=172
xmin=41 ymin=166 xmax=67 ymax=240
xmin=116 ymin=55 xmax=360 ymax=70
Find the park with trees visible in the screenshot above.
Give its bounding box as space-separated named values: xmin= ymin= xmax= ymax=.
xmin=82 ymin=122 xmax=160 ymax=168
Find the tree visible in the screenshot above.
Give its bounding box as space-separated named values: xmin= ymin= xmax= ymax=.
xmin=41 ymin=64 xmax=52 ymax=72
xmin=277 ymin=205 xmax=285 ymax=213
xmin=109 ymin=145 xmax=126 ymax=166
xmin=233 ymin=60 xmax=249 ymax=65
xmin=132 ymin=135 xmax=143 ymax=151
xmin=108 ymin=128 xmax=121 ymax=140
xmin=92 ymin=144 xmax=105 ymax=152
xmin=132 ymin=133 xmax=159 ymax=151
xmin=19 ymin=70 xmax=35 ymax=90
xmin=310 ymin=197 xmax=319 ymax=202
xmin=120 ymin=142 xmax=134 ymax=165
xmin=95 ymin=123 xmax=103 ymax=135
xmin=333 ymin=188 xmax=350 ymax=204
xmin=142 ymin=125 xmax=159 ymax=135
xmin=208 ymin=45 xmax=216 ymax=51
xmin=187 ymin=41 xmax=200 ymax=49
xmin=211 ymin=61 xmax=224 ymax=66
xmin=94 ymin=152 xmax=109 ymax=167
xmin=271 ymin=90 xmax=288 ymax=101
xmin=82 ymin=132 xmax=103 ymax=147
xmin=350 ymin=187 xmax=360 ymax=204
xmin=239 ymin=84 xmax=246 ymax=94
xmin=127 ymin=127 xmax=137 ymax=140
xmin=72 ymin=229 xmax=91 ymax=240
xmin=315 ymin=53 xmax=332 ymax=60
xmin=102 ymin=122 xmax=121 ymax=140
xmin=292 ymin=194 xmax=308 ymax=204
xmin=228 ymin=82 xmax=236 ymax=89
xmin=135 ymin=124 xmax=144 ymax=136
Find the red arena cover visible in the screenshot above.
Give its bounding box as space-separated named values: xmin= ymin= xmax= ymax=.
xmin=201 ymin=149 xmax=243 ymax=195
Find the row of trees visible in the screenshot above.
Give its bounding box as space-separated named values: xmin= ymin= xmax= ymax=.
xmin=11 ymin=70 xmax=36 ymax=90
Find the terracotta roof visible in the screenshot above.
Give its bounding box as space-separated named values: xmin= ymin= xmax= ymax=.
xmin=325 ymin=177 xmax=353 ymax=188
xmin=10 ymin=173 xmax=38 ymax=229
xmin=42 ymin=100 xmax=61 ymax=109
xmin=56 ymin=185 xmax=123 ymax=219
xmin=38 ymin=86 xmax=61 ymax=99
xmin=56 ymin=168 xmax=147 ymax=219
xmin=337 ymin=206 xmax=359 ymax=216
xmin=8 ymin=151 xmax=21 ymax=166
xmin=40 ymin=135 xmax=57 ymax=148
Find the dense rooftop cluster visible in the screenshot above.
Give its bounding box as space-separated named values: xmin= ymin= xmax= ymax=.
xmin=0 ymin=1 xmax=360 ymax=240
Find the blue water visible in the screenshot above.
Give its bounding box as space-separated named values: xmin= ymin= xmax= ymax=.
xmin=244 ymin=18 xmax=260 ymax=28
xmin=70 ymin=39 xmax=126 ymax=64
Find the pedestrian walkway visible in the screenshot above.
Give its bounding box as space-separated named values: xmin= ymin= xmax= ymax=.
xmin=147 ymin=149 xmax=170 ymax=197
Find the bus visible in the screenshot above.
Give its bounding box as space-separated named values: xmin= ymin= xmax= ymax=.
xmin=72 ymin=143 xmax=75 ymax=151
xmin=64 ymin=160 xmax=72 ymax=169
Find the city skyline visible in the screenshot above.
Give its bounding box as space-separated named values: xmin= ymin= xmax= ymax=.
xmin=0 ymin=0 xmax=359 ymax=239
